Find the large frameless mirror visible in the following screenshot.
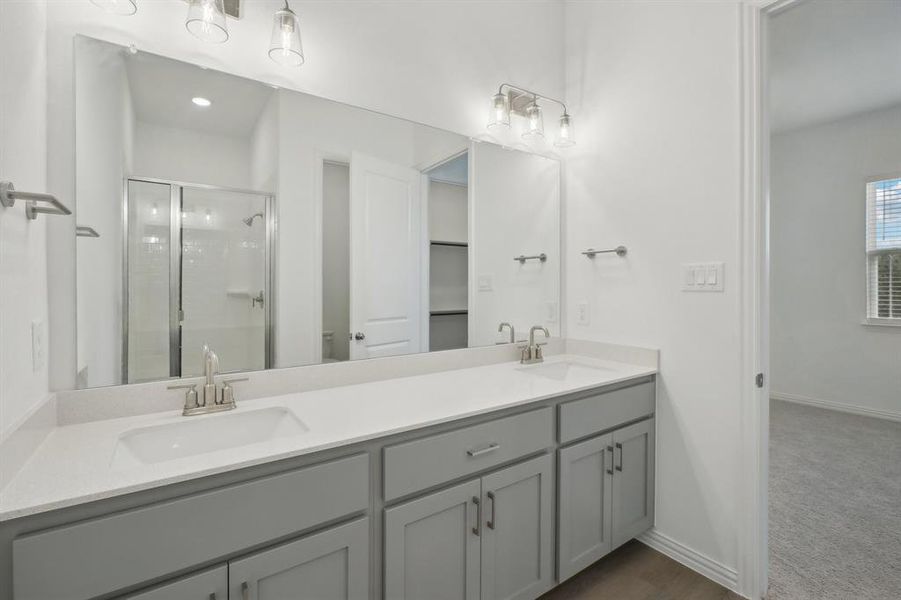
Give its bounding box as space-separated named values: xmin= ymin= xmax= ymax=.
xmin=74 ymin=35 xmax=561 ymax=389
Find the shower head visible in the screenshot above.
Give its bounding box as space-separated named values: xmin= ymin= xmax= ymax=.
xmin=242 ymin=212 xmax=264 ymax=227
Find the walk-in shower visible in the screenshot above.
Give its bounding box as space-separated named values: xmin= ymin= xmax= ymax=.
xmin=123 ymin=178 xmax=275 ymax=384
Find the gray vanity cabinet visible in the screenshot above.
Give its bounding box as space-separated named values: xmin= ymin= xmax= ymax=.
xmin=384 ymin=479 xmax=482 ymax=600
xmin=479 ymin=454 xmax=553 ymax=600
xmin=229 ymin=517 xmax=370 ymax=600
xmin=122 ymin=565 xmax=227 ymax=600
xmin=384 ymin=454 xmax=553 ymax=600
xmin=557 ymin=434 xmax=615 ymax=582
xmin=611 ymin=418 xmax=655 ymax=548
xmin=557 ymin=418 xmax=655 ymax=582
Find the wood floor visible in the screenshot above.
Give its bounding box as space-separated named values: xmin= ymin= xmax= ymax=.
xmin=539 ymin=540 xmax=743 ymax=600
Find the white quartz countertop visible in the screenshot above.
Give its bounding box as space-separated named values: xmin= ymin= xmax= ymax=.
xmin=0 ymin=353 xmax=655 ymax=521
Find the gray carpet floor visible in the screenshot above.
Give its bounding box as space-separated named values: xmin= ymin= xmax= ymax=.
xmin=768 ymin=400 xmax=901 ymax=600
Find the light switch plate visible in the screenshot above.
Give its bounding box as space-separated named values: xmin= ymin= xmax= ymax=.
xmin=31 ymin=320 xmax=45 ymax=372
xmin=576 ymin=302 xmax=590 ymax=326
xmin=682 ymin=262 xmax=724 ymax=292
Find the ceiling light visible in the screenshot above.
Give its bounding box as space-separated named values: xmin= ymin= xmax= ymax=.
xmin=192 ymin=97 xmax=212 ymax=107
xmin=522 ymin=101 xmax=544 ymax=140
xmin=487 ymin=93 xmax=510 ymax=129
xmin=555 ymin=113 xmax=575 ymax=148
xmin=269 ymin=1 xmax=304 ymax=67
xmin=186 ymin=0 xmax=229 ymax=44
xmin=90 ymin=0 xmax=137 ymax=16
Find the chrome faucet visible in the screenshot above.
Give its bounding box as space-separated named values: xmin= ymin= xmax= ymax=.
xmin=520 ymin=326 xmax=550 ymax=364
xmin=498 ymin=322 xmax=515 ymax=344
xmin=168 ymin=345 xmax=247 ymax=416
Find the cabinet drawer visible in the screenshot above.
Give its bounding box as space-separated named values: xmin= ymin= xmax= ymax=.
xmin=13 ymin=453 xmax=369 ymax=600
xmin=383 ymin=407 xmax=553 ymax=501
xmin=559 ymin=381 xmax=654 ymax=444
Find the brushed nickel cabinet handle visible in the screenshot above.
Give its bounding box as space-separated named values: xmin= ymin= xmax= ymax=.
xmin=615 ymin=442 xmax=623 ymax=472
xmin=606 ymin=445 xmax=614 ymax=475
xmin=472 ymin=496 xmax=481 ymax=536
xmin=487 ymin=491 xmax=496 ymax=530
xmin=467 ymin=443 xmax=500 ymax=457
xmin=241 ymin=582 xmax=250 ymax=600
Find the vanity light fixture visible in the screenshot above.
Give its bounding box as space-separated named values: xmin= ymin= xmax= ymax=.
xmin=186 ymin=0 xmax=229 ymax=44
xmin=488 ymin=84 xmax=575 ymax=148
xmin=90 ymin=0 xmax=137 ymax=16
xmin=269 ymin=0 xmax=304 ymax=67
xmin=192 ymin=96 xmax=212 ymax=107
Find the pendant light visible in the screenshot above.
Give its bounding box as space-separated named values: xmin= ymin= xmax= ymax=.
xmin=186 ymin=0 xmax=229 ymax=44
xmin=487 ymin=93 xmax=510 ymax=129
xmin=269 ymin=1 xmax=304 ymax=67
xmin=554 ymin=113 xmax=575 ymax=147
xmin=90 ymin=0 xmax=137 ymax=15
xmin=522 ymin=101 xmax=544 ymax=140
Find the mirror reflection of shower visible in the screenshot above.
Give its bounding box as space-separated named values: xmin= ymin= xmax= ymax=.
xmin=242 ymin=212 xmax=264 ymax=227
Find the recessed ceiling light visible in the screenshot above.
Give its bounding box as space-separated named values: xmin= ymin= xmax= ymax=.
xmin=192 ymin=97 xmax=212 ymax=107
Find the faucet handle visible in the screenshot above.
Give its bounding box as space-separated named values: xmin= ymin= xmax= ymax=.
xmin=168 ymin=383 xmax=199 ymax=410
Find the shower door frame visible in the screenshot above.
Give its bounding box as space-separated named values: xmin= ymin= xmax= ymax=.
xmin=122 ymin=177 xmax=276 ymax=383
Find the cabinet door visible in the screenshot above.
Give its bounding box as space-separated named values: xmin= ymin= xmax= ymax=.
xmin=384 ymin=479 xmax=481 ymax=600
xmin=229 ymin=518 xmax=369 ymax=600
xmin=122 ymin=565 xmax=227 ymax=600
xmin=612 ymin=418 xmax=655 ymax=548
xmin=480 ymin=454 xmax=554 ymax=600
xmin=557 ymin=434 xmax=614 ymax=582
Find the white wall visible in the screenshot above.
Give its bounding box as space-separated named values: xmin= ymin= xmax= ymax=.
xmin=321 ymin=162 xmax=350 ymax=362
xmin=0 ymin=0 xmax=50 ymax=438
xmin=564 ymin=0 xmax=743 ymax=583
xmin=771 ymin=104 xmax=901 ymax=418
xmin=44 ymin=0 xmax=565 ymax=388
xmin=133 ymin=121 xmax=252 ymax=189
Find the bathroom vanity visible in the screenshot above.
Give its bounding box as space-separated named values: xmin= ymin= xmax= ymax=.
xmin=0 ymin=352 xmax=656 ymax=600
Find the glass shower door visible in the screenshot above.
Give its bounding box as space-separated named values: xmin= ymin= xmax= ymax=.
xmin=179 ymin=187 xmax=269 ymax=377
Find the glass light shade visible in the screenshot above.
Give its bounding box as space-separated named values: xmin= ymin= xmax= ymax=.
xmin=186 ymin=0 xmax=229 ymax=44
xmin=554 ymin=113 xmax=575 ymax=147
xmin=269 ymin=6 xmax=304 ymax=67
xmin=522 ymin=103 xmax=544 ymax=139
xmin=90 ymin=0 xmax=137 ymax=15
xmin=487 ymin=93 xmax=510 ymax=129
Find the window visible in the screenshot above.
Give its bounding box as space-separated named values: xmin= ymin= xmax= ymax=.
xmin=866 ymin=177 xmax=901 ymax=321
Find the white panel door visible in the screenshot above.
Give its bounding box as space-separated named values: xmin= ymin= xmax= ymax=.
xmin=349 ymin=151 xmax=423 ymax=360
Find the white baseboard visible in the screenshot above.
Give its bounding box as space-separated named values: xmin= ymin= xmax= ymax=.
xmin=770 ymin=391 xmax=901 ymax=423
xmin=638 ymin=528 xmax=741 ymax=595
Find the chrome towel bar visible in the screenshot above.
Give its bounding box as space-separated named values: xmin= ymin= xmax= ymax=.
xmin=514 ymin=253 xmax=547 ymax=264
xmin=76 ymin=226 xmax=100 ymax=238
xmin=582 ymin=245 xmax=627 ymax=258
xmin=0 ymin=180 xmax=72 ymax=220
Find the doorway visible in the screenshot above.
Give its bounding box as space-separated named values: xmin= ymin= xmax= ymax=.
xmin=124 ymin=178 xmax=274 ymax=383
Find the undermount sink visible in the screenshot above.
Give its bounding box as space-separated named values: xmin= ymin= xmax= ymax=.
xmin=516 ymin=361 xmax=613 ymax=381
xmin=111 ymin=406 xmax=308 ymax=468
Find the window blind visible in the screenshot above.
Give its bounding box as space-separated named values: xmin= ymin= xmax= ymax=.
xmin=866 ymin=177 xmax=901 ymax=319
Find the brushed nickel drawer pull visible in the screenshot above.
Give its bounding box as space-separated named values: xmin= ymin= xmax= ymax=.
xmin=467 ymin=443 xmax=500 ymax=457
xmin=487 ymin=491 xmax=496 ymax=530
xmin=472 ymin=496 xmax=481 ymax=536
xmin=242 ymin=582 xmax=250 ymax=600
xmin=615 ymin=442 xmax=623 ymax=472
xmin=606 ymin=445 xmax=615 ymax=475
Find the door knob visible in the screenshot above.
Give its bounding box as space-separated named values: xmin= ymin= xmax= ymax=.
xmin=354 ymin=332 xmax=366 ymax=341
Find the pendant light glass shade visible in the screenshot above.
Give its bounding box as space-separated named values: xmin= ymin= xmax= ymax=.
xmin=522 ymin=102 xmax=544 ymax=139
xmin=186 ymin=0 xmax=229 ymax=44
xmin=269 ymin=3 xmax=304 ymax=67
xmin=90 ymin=0 xmax=137 ymax=15
xmin=487 ymin=93 xmax=510 ymax=129
xmin=554 ymin=113 xmax=575 ymax=147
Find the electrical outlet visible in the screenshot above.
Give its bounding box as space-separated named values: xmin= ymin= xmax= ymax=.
xmin=576 ymin=302 xmax=590 ymax=325
xmin=31 ymin=320 xmax=45 ymax=372
xmin=546 ymin=301 xmax=558 ymax=322
xmin=478 ymin=274 xmax=494 ymax=292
